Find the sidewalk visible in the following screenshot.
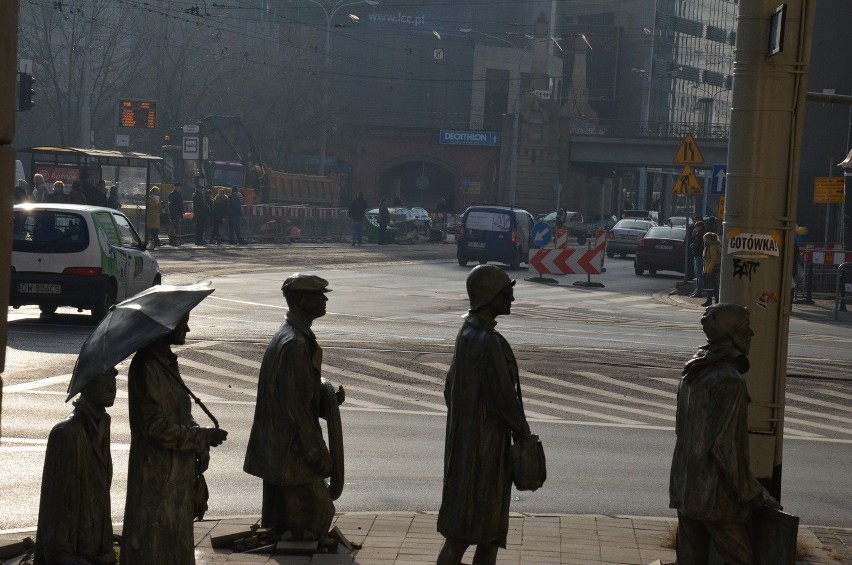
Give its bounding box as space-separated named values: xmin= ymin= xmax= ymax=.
xmin=2 ymin=512 xmax=849 ymax=564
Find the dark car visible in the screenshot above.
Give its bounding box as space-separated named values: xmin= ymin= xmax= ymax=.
xmin=634 ymin=225 xmax=693 ymax=277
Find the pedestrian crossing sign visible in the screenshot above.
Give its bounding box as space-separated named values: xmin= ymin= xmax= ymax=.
xmin=673 ymin=133 xmax=704 ymax=165
xmin=672 ymin=164 xmax=703 ymax=195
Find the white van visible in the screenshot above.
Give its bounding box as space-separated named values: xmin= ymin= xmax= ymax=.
xmin=10 ymin=203 xmax=161 ymax=320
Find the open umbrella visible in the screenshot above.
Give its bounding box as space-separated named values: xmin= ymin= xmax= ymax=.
xmin=67 ymin=282 xmax=214 ymax=401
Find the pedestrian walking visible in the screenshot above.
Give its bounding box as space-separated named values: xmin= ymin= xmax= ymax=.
xmin=168 ymin=184 xmax=185 ymax=246
xmin=46 ymin=181 xmax=69 ymax=203
xmin=348 ymin=192 xmax=368 ymax=246
xmin=147 ymin=186 xmax=162 ymax=248
xmin=210 ymin=188 xmax=228 ymax=245
xmin=701 ymin=231 xmax=721 ymax=307
xmin=227 ymin=187 xmax=247 ymax=244
xmin=106 ymin=185 xmax=121 ymax=210
xmin=670 ymin=304 xmax=780 ymax=563
xmin=437 ymin=265 xmax=533 ymax=565
xmin=192 ymin=185 xmax=210 ymax=246
xmin=689 ymin=220 xmax=706 ymax=297
xmin=31 ymin=174 xmax=50 ymax=202
xmin=378 ymin=198 xmax=390 ymax=245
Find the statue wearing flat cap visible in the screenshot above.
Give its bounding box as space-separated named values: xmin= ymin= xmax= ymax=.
xmin=244 ymin=273 xmax=341 ymax=549
xmin=437 ymin=265 xmax=532 ymax=565
xmin=669 ymin=303 xmax=780 ymax=564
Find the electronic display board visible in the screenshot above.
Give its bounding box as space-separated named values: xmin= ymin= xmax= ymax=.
xmin=117 ymin=98 xmax=157 ymax=129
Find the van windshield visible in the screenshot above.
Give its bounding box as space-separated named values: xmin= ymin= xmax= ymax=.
xmin=466 ymin=211 xmax=512 ymax=231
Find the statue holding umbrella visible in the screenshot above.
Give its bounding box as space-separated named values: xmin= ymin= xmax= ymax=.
xmin=57 ymin=282 xmax=226 ymax=565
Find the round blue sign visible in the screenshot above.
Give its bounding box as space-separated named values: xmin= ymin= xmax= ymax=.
xmin=531 ymin=222 xmax=552 ymax=248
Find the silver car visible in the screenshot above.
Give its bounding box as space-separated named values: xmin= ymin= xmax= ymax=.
xmin=606 ymin=218 xmax=656 ymax=257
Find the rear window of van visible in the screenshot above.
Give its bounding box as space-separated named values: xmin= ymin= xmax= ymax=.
xmin=465 ymin=211 xmax=512 ymax=232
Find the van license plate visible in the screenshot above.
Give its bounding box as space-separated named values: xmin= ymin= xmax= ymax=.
xmin=19 ymin=283 xmax=61 ymax=294
xmin=467 ymin=242 xmax=486 ymax=248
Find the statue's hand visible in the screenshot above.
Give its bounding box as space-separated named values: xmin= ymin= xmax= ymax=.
xmin=197 ymin=448 xmax=211 ymax=474
xmin=204 ymin=427 xmax=228 ymax=447
xmin=336 ymin=385 xmax=346 ymax=406
xmin=315 ymin=450 xmax=333 ymax=478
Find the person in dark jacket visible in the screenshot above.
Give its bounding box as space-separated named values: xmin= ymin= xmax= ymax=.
xmin=669 ymin=304 xmax=780 ymax=564
xmin=167 ymin=185 xmax=185 ymax=246
xmin=244 ymin=274 xmax=340 ymax=549
xmin=106 ymin=186 xmax=121 ymax=210
xmin=210 ymin=188 xmax=228 ymax=245
xmin=227 ymin=187 xmax=247 ymax=244
xmin=192 ymin=185 xmax=210 ymax=246
xmin=35 ymin=369 xmax=118 ymax=565
xmin=437 ymin=265 xmax=532 ymax=565
xmin=348 ymin=192 xmax=368 ymax=246
xmin=378 ymin=198 xmax=390 ymax=245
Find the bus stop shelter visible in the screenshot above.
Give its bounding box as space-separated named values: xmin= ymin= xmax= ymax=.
xmin=18 ymin=146 xmax=163 ymax=235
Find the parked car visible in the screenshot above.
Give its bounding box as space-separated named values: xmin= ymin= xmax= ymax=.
xmin=538 ymin=210 xmax=588 ymax=243
xmin=10 ymin=203 xmax=161 ymax=320
xmin=665 ymin=216 xmax=692 ymax=227
xmin=457 ymin=206 xmax=534 ymax=268
xmin=606 ymin=218 xmax=656 ymax=257
xmin=634 ymin=225 xmax=693 ymax=277
xmin=620 ymin=209 xmax=659 ymax=223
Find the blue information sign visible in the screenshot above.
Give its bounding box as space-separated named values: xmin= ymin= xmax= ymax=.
xmin=439 ymin=130 xmax=501 ymax=147
xmin=531 ymin=222 xmax=552 ymax=248
xmin=711 ymin=164 xmax=728 ymax=195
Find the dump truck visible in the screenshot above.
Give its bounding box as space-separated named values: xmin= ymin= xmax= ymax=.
xmin=162 ymin=116 xmax=340 ymax=206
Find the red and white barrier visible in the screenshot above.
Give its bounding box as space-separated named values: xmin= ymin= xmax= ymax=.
xmin=528 ymin=230 xmax=606 ymax=275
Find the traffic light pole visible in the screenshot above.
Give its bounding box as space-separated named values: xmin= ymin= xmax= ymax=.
xmin=0 ymin=0 xmax=21 ymax=434
xmin=721 ymin=0 xmax=815 ymax=499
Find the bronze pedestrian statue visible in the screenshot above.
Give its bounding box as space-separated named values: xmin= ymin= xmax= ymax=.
xmin=437 ymin=265 xmax=532 ymax=565
xmin=669 ymin=304 xmax=781 ymax=564
xmin=35 ymin=369 xmax=118 ymax=565
xmin=244 ymin=273 xmax=344 ymax=550
xmin=121 ymin=302 xmax=228 ymax=564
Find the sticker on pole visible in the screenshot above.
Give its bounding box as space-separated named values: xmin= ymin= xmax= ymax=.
xmin=727 ymin=228 xmax=782 ymax=257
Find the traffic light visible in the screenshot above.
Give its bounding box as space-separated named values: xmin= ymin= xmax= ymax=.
xmin=18 ymin=72 xmax=35 ymax=111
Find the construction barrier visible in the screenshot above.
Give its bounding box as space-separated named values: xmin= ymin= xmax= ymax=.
xmin=528 ymin=230 xmax=606 ymax=276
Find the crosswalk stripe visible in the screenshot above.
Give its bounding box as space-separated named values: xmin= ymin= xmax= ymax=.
xmin=417 ymin=361 xmax=643 ymax=425
xmin=178 ymin=358 xmax=257 ymax=385
xmin=573 ymin=371 xmax=678 ymax=399
xmin=3 ymin=374 xmax=71 ymax=393
xmin=787 ymin=392 xmax=852 ymax=414
xmin=784 ymin=403 xmax=852 ymax=426
xmin=818 ymin=389 xmax=852 ymax=403
xmin=783 ymin=416 xmax=852 ymax=436
xmin=518 ymin=370 xmax=676 ymax=411
xmin=322 ymin=365 xmax=447 ymax=412
xmin=200 ymin=350 xmax=262 ymax=370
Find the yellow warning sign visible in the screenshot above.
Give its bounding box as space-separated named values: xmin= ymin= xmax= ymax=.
xmin=672 ymin=164 xmax=703 ymax=195
xmin=717 ymin=195 xmax=725 ymax=218
xmin=673 ymin=133 xmax=705 ymax=165
xmin=814 ymin=177 xmax=844 ymax=204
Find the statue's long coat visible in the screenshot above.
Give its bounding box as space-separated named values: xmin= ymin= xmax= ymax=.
xmin=121 ymin=342 xmax=208 ymax=565
xmin=669 ymin=343 xmax=764 ymax=522
xmin=437 ymin=313 xmax=530 ymax=547
xmin=35 ymin=399 xmax=115 ymax=564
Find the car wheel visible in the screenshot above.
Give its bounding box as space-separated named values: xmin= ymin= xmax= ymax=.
xmin=606 ymin=250 xmax=615 ymax=258
xmin=153 ymin=273 xmax=162 ymax=286
xmin=620 ymin=252 xmax=627 ymax=258
xmin=39 ymin=304 xmax=57 ymax=316
xmin=91 ymin=284 xmax=116 ymax=322
xmin=634 ymin=264 xmax=644 ymax=276
xmin=649 ymin=268 xmax=657 ymax=276
xmin=457 ymin=256 xmax=468 ymax=266
xmin=478 ymin=259 xmax=487 ymax=265
xmin=577 ymin=235 xmax=587 ymax=245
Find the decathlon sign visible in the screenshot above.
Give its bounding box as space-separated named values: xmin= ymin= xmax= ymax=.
xmin=439 ymin=130 xmax=500 ymax=147
xmin=727 ymin=231 xmax=781 ymax=257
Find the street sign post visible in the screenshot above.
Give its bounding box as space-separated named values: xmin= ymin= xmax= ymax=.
xmin=711 ymin=164 xmax=728 ymax=195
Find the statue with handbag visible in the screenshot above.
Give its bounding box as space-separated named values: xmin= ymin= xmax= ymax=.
xmin=437 ymin=265 xmax=545 ymax=565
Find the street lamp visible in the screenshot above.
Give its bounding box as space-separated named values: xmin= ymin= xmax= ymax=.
xmin=306 ymin=0 xmax=379 ymax=176
xmin=460 ymin=28 xmax=563 ymax=206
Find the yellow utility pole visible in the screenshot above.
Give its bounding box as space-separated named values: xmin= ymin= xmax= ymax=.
xmin=721 ymin=0 xmax=815 ymax=498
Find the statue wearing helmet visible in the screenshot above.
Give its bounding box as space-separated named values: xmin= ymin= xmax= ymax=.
xmin=437 ymin=265 xmax=533 ymax=565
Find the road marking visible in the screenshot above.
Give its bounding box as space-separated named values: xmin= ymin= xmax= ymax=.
xmin=3 ymin=374 xmax=71 ymax=393
xmin=200 ymin=350 xmax=262 ymax=370
xmin=573 ymin=371 xmax=678 ymax=399
xmin=787 ymin=392 xmax=852 ymax=414
xmin=322 ymin=365 xmax=448 ymax=412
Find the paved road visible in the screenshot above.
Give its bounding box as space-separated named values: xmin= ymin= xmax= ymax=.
xmin=2 ymin=242 xmax=850 ymax=530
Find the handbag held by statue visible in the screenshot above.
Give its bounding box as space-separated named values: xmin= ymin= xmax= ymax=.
xmin=511 ymin=433 xmax=546 ymax=491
